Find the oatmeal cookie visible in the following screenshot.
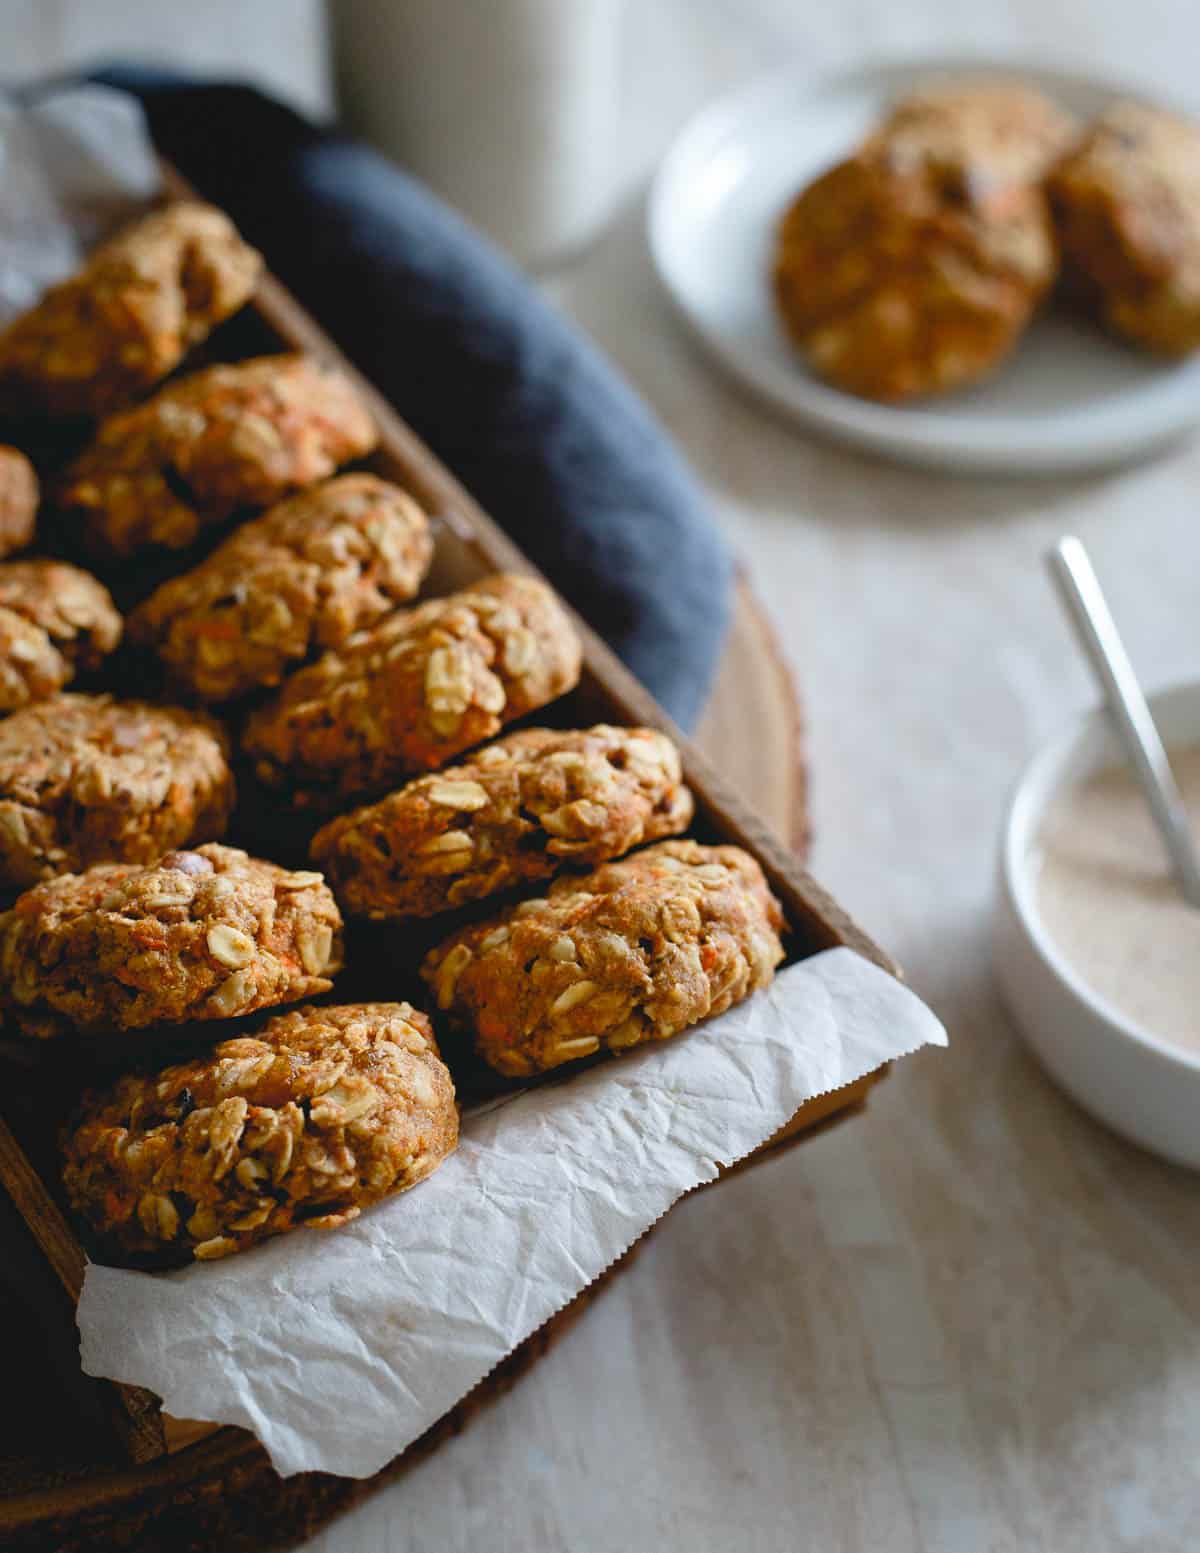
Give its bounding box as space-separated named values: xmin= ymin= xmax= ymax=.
xmin=0 ymin=560 xmax=121 ymax=714
xmin=1048 ymin=101 xmax=1200 ymax=355
xmin=0 ymin=843 xmax=342 ymax=1041
xmin=870 ymin=79 xmax=1077 ymax=185
xmin=61 ymin=1002 xmax=457 ymax=1264
xmin=773 ymin=150 xmax=1057 ymax=400
xmin=0 ymin=202 xmax=261 ymax=418
xmin=244 ymin=573 xmax=583 ymax=810
xmin=128 ymin=474 xmax=433 ymax=700
xmin=0 ymin=446 xmax=38 ymax=558
xmin=0 ymin=694 xmax=233 ymax=891
xmin=422 ymin=839 xmax=786 ymax=1076
xmin=773 ymin=80 xmax=1073 ymax=400
xmin=57 ymin=354 xmax=378 ymax=559
xmin=312 ymin=725 xmax=693 ymax=919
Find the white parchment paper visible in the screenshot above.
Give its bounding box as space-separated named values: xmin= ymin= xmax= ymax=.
xmin=78 ymin=948 xmax=946 ymax=1479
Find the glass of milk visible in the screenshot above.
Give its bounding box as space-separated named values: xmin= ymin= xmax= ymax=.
xmin=329 ymin=0 xmax=628 ymax=268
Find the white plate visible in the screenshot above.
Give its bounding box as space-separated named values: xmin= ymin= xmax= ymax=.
xmin=648 ymin=56 xmax=1200 ymax=474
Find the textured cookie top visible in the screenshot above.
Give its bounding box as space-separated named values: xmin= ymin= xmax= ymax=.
xmin=57 ymin=353 xmax=378 ymax=558
xmin=773 ymin=149 xmax=1056 ymax=400
xmin=0 ymin=446 xmax=38 ymax=559
xmin=0 ymin=202 xmax=262 ymax=418
xmin=0 ymin=694 xmax=234 ymax=889
xmin=0 ymin=559 xmax=121 ymax=713
xmin=61 ymin=1001 xmax=458 ymax=1263
xmin=129 ymin=474 xmax=434 ymax=699
xmin=0 ymin=559 xmax=122 ymax=655
xmin=312 ymin=724 xmax=693 ymax=919
xmin=870 ymin=79 xmax=1077 ymax=184
xmin=0 ymin=843 xmax=343 ymax=1039
xmin=422 ymin=839 xmax=786 ymax=1076
xmin=1048 ymin=101 xmax=1200 ymax=353
xmin=244 ymin=572 xmax=583 ymax=808
xmin=1055 ymin=101 xmax=1200 ymax=208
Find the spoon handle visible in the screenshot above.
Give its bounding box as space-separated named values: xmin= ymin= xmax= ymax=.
xmin=1047 ymin=536 xmax=1200 ymax=909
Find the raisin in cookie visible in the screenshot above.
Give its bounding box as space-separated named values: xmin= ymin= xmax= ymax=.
xmin=129 ymin=474 xmax=433 ymax=699
xmin=57 ymin=354 xmax=378 ymax=559
xmin=0 ymin=202 xmax=261 ymax=418
xmin=244 ymin=573 xmax=582 ymax=810
xmin=0 ymin=693 xmax=233 ymax=891
xmin=0 ymin=446 xmax=38 ymax=558
xmin=0 ymin=843 xmax=342 ymax=1040
xmin=1048 ymin=101 xmax=1200 ymax=355
xmin=312 ymin=725 xmax=693 ymax=919
xmin=422 ymin=839 xmax=786 ymax=1076
xmin=62 ymin=1002 xmax=457 ymax=1264
xmin=0 ymin=560 xmax=121 ymax=714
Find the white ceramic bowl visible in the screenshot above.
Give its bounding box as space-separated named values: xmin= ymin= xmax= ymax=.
xmin=994 ymin=680 xmax=1200 ymax=1168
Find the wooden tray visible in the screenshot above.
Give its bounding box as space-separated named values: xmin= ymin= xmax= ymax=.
xmin=0 ymin=183 xmax=892 ymax=1551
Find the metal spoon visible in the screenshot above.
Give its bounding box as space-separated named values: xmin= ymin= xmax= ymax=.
xmin=1047 ymin=535 xmax=1200 ymax=909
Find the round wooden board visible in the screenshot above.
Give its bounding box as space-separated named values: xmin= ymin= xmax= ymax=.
xmin=0 ymin=577 xmax=809 ymax=1552
xmin=695 ymin=572 xmax=810 ymax=859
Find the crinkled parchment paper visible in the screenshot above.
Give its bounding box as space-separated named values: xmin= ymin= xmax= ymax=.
xmin=78 ymin=949 xmax=946 ymax=1478
xmin=0 ymin=84 xmax=159 ymax=321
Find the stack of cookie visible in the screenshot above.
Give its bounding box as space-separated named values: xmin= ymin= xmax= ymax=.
xmin=0 ymin=200 xmax=788 ymax=1267
xmin=773 ymin=80 xmax=1200 ymax=400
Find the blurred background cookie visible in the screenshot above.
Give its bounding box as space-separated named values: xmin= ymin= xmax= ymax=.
xmin=1048 ymin=101 xmax=1200 ymax=354
xmin=772 ymin=80 xmax=1070 ymax=401
xmin=0 ymin=202 xmax=261 ymax=418
xmin=869 ymin=79 xmax=1076 ymax=184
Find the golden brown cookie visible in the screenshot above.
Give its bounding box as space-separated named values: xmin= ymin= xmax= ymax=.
xmin=1048 ymin=101 xmax=1200 ymax=355
xmin=57 ymin=354 xmax=378 ymax=559
xmin=773 ymin=153 xmax=1057 ymax=401
xmin=0 ymin=202 xmax=261 ymax=418
xmin=0 ymin=446 xmax=38 ymax=558
xmin=61 ymin=1002 xmax=457 ymax=1264
xmin=0 ymin=560 xmax=121 ymax=714
xmin=0 ymin=843 xmax=342 ymax=1041
xmin=244 ymin=573 xmax=583 ymax=811
xmin=128 ymin=474 xmax=433 ymax=700
xmin=773 ymin=79 xmax=1073 ymax=400
xmin=870 ymin=79 xmax=1077 ymax=185
xmin=422 ymin=839 xmax=786 ymax=1076
xmin=312 ymin=725 xmax=693 ymax=919
xmin=0 ymin=693 xmax=234 ymax=891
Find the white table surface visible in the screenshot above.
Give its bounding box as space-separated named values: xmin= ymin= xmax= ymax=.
xmin=11 ymin=3 xmax=1200 ymax=1548
xmin=313 ymin=7 xmax=1200 ymax=1550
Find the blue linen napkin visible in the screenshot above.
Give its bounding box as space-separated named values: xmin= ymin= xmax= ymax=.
xmin=88 ymin=70 xmax=733 ymax=731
